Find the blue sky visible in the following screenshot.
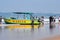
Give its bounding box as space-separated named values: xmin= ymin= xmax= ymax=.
xmin=0 ymin=0 xmax=60 ymax=13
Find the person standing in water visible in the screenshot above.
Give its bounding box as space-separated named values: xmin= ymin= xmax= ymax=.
xmin=0 ymin=16 xmax=2 ymax=24
xmin=31 ymin=17 xmax=34 ymax=28
xmin=41 ymin=16 xmax=44 ymax=24
xmin=49 ymin=16 xmax=56 ymax=29
xmin=58 ymin=16 xmax=60 ymax=22
xmin=49 ymin=16 xmax=54 ymax=24
xmin=38 ymin=18 xmax=41 ymax=25
xmin=53 ymin=16 xmax=56 ymax=22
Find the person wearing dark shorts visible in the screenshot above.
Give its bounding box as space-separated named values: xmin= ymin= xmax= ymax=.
xmin=58 ymin=16 xmax=60 ymax=22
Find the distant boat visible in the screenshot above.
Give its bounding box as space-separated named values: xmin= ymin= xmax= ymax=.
xmin=4 ymin=12 xmax=41 ymax=25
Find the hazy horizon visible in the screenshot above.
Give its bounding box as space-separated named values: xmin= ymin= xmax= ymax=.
xmin=0 ymin=12 xmax=60 ymax=19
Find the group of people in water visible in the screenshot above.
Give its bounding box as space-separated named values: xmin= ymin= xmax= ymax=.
xmin=31 ymin=16 xmax=44 ymax=25
xmin=49 ymin=16 xmax=60 ymax=23
xmin=31 ymin=16 xmax=60 ymax=25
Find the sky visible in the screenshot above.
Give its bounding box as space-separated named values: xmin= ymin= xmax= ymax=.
xmin=0 ymin=0 xmax=60 ymax=13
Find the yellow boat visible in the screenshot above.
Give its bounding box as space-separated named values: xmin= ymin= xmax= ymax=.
xmin=4 ymin=12 xmax=41 ymax=25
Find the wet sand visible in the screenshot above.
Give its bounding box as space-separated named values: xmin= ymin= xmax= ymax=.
xmin=40 ymin=35 xmax=60 ymax=40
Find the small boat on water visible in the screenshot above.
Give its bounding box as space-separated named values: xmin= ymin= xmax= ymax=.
xmin=4 ymin=12 xmax=41 ymax=25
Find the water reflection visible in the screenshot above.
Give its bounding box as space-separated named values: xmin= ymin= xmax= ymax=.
xmin=49 ymin=22 xmax=56 ymax=34
xmin=31 ymin=24 xmax=44 ymax=30
xmin=58 ymin=22 xmax=60 ymax=30
xmin=5 ymin=25 xmax=43 ymax=31
xmin=0 ymin=23 xmax=60 ymax=40
xmin=49 ymin=22 xmax=56 ymax=29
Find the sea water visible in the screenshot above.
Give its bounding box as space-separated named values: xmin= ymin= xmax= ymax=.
xmin=0 ymin=22 xmax=60 ymax=40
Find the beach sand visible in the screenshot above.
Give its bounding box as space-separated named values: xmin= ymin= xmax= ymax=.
xmin=40 ymin=35 xmax=60 ymax=40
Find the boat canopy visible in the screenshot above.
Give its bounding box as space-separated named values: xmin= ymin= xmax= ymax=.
xmin=13 ymin=12 xmax=33 ymax=15
xmin=13 ymin=12 xmax=33 ymax=20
